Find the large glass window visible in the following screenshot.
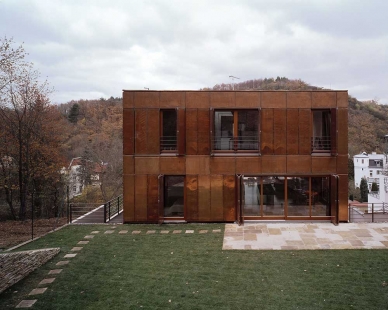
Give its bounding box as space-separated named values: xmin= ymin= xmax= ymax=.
xmin=242 ymin=176 xmax=331 ymax=219
xmin=287 ymin=177 xmax=310 ymax=216
xmin=160 ymin=110 xmax=177 ymax=151
xmin=214 ymin=110 xmax=258 ymax=151
xmin=312 ymin=110 xmax=331 ymax=151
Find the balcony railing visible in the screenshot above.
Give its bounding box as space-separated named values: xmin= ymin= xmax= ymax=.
xmin=160 ymin=136 xmax=177 ymax=151
xmin=212 ymin=136 xmax=259 ymax=151
xmin=369 ymin=191 xmax=380 ymax=199
xmin=367 ymin=178 xmax=379 ymax=183
xmin=311 ymin=136 xmax=331 ymax=151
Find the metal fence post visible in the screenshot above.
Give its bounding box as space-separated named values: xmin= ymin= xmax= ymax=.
xmin=118 ymin=196 xmax=120 ymax=214
xmin=109 ymin=201 xmax=111 ymax=221
xmin=372 ymin=203 xmax=374 ymax=223
xmin=104 ymin=203 xmax=107 ymax=223
xmin=70 ymin=204 xmax=72 ymax=223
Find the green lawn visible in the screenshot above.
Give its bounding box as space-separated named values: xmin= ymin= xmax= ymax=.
xmin=1 ymin=224 xmax=388 ymax=309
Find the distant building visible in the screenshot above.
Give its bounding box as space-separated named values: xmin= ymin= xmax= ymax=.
xmin=64 ymin=157 xmax=105 ymax=199
xmin=353 ymin=152 xmax=387 ymax=190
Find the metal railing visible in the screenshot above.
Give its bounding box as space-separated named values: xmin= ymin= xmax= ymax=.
xmin=212 ymin=136 xmax=259 ymax=151
xmin=160 ymin=136 xmax=177 ymax=151
xmin=311 ymin=136 xmax=331 ymax=151
xmin=369 ymin=191 xmax=380 ymax=199
xmin=104 ymin=195 xmax=123 ymax=223
xmin=367 ymin=178 xmax=379 ymax=183
xmin=348 ymin=203 xmax=388 ymax=223
xmin=69 ymin=203 xmax=104 ymax=223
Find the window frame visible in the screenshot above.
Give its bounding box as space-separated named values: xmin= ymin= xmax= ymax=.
xmin=159 ymin=108 xmax=185 ymax=155
xmin=311 ymin=108 xmax=337 ymax=155
xmin=211 ymin=108 xmax=260 ymax=154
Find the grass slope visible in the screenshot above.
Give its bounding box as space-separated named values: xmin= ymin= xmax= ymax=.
xmin=1 ymin=224 xmax=388 ymax=309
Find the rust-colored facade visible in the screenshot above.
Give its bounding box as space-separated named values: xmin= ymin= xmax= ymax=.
xmin=123 ymin=90 xmax=348 ymax=224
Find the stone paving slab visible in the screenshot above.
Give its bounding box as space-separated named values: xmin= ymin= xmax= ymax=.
xmin=39 ymin=278 xmax=55 ymax=285
xmin=91 ymin=231 xmax=100 ymax=234
xmin=185 ymin=230 xmax=194 ymax=234
xmin=56 ymin=261 xmax=69 ymax=266
xmin=71 ymin=247 xmax=83 ymax=251
xmin=173 ymin=230 xmax=182 ymax=234
xmin=78 ymin=241 xmax=89 ymax=245
xmin=199 ymin=230 xmax=208 ymax=234
xmin=119 ymin=230 xmax=128 ymax=234
xmin=48 ymin=269 xmax=62 ymax=275
xmin=29 ymin=288 xmax=47 ymax=295
xmin=84 ymin=235 xmax=94 ymax=239
xmin=132 ymin=230 xmax=141 ymax=234
xmin=146 ymin=230 xmax=156 ymax=234
xmin=64 ymin=254 xmax=77 ymax=258
xmin=16 ymin=300 xmax=37 ymax=308
xmin=104 ymin=230 xmax=114 ymax=234
xmin=223 ymin=223 xmax=388 ymax=250
xmin=160 ymin=230 xmax=170 ymax=234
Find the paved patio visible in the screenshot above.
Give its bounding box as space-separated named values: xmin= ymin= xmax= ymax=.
xmin=222 ymin=222 xmax=388 ymax=250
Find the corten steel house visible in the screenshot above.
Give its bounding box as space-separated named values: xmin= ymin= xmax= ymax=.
xmin=123 ymin=90 xmax=348 ymax=225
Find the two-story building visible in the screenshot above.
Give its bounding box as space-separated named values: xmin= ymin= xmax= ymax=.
xmin=123 ymin=90 xmax=348 ymax=224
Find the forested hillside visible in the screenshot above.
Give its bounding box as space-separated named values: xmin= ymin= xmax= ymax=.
xmin=207 ymin=77 xmax=388 ymax=157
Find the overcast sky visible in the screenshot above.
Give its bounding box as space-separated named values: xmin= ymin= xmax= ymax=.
xmin=1 ymin=0 xmax=387 ymax=104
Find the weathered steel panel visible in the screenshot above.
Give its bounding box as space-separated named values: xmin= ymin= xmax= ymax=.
xmin=286 ymin=155 xmax=311 ymax=174
xmin=135 ymin=157 xmax=159 ymax=175
xmin=274 ymin=109 xmax=287 ymax=155
xmin=312 ymin=91 xmax=336 ymax=108
xmin=337 ymin=108 xmax=348 ymax=155
xmin=261 ymin=92 xmax=286 ymax=108
xmin=338 ymin=174 xmax=348 ymax=222
xmin=147 ymin=109 xmax=160 ymax=154
xmin=186 ymin=91 xmax=209 ymax=108
xmin=186 ymin=156 xmax=210 ymax=175
xmin=210 ymin=92 xmax=235 ymax=108
xmin=210 ymin=157 xmax=235 ymax=174
xmin=298 ymin=109 xmax=311 ymax=155
xmin=160 ymin=91 xmax=185 ymax=108
xmin=210 ymin=175 xmax=224 ymax=221
xmin=134 ymin=92 xmax=159 ymax=108
xmin=147 ymin=175 xmax=159 ymax=222
xmin=186 ymin=109 xmax=198 ymax=155
xmin=235 ymin=157 xmax=262 ymax=174
xmin=160 ymin=157 xmax=186 ymax=174
xmin=123 ymin=155 xmax=134 ymax=175
xmin=198 ymin=175 xmax=211 ymax=221
xmin=123 ymin=175 xmax=134 ymax=222
xmin=123 ymin=91 xmax=134 ymax=108
xmin=262 ymin=156 xmax=286 ymax=174
xmin=235 ymin=92 xmax=260 ymax=108
xmin=286 ymin=109 xmax=299 ymax=155
xmin=261 ymin=109 xmax=274 ymax=154
xmin=287 ymin=92 xmax=311 ymax=109
xmin=135 ymin=175 xmax=148 ymax=221
xmin=197 ymin=109 xmax=210 ymax=155
xmin=186 ymin=175 xmax=199 ymax=221
xmin=312 ymin=157 xmax=337 ymax=173
xmin=135 ymin=109 xmax=147 ymax=154
xmin=223 ymin=175 xmax=236 ymax=221
xmin=123 ymin=109 xmax=134 ymax=155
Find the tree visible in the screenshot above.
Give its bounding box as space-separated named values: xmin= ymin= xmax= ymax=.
xmin=371 ymin=182 xmax=378 ymax=192
xmin=0 ymin=38 xmax=66 ymax=220
xmin=360 ymin=178 xmax=368 ymax=203
xmin=68 ymin=103 xmax=80 ymax=124
xmin=348 ymin=158 xmax=354 ymax=180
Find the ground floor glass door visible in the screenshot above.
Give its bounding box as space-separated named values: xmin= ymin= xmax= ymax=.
xmin=163 ymin=176 xmax=184 ymax=218
xmin=242 ymin=176 xmax=331 ymax=220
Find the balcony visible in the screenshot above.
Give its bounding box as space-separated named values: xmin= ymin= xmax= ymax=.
xmin=212 ymin=136 xmax=258 ymax=151
xmin=367 ymin=177 xmax=379 ymax=183
xmin=369 ymin=191 xmax=380 ymax=199
xmin=160 ymin=136 xmax=177 ymax=151
xmin=311 ymin=136 xmax=331 ymax=151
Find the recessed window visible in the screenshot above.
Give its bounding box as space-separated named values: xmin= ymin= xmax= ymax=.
xmin=213 ymin=110 xmax=259 ymax=152
xmin=160 ymin=110 xmax=177 ymax=151
xmin=312 ymin=110 xmax=331 ymax=152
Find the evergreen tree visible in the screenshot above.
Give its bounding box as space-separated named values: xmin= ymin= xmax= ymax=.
xmin=360 ymin=178 xmax=368 ymax=202
xmin=371 ymin=182 xmax=378 ymax=192
xmin=68 ymin=103 xmax=80 ymax=123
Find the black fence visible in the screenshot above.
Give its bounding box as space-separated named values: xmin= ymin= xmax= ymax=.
xmin=104 ymin=195 xmax=123 ymax=223
xmin=348 ymin=203 xmax=388 ymax=223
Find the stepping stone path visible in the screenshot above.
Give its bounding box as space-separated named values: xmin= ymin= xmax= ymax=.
xmin=13 ymin=227 xmax=223 ymax=308
xmin=16 ymin=300 xmax=37 ymax=308
xmin=29 ymin=288 xmax=47 ymax=295
xmin=39 ymin=278 xmax=55 ymax=285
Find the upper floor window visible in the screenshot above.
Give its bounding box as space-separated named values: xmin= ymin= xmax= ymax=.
xmin=160 ymin=110 xmax=177 ymax=151
xmin=312 ymin=109 xmax=337 ymax=155
xmin=212 ymin=110 xmax=259 ymax=152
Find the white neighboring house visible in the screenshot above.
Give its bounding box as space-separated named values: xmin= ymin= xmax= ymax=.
xmin=353 ymin=152 xmax=387 ymax=190
xmin=64 ymin=157 xmax=105 ymax=200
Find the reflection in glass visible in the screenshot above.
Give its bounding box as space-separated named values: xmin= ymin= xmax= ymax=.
xmin=287 ymin=177 xmax=309 ymax=216
xmin=243 ymin=177 xmax=260 ymax=216
xmin=238 ymin=110 xmax=258 ymax=150
xmin=311 ymin=177 xmax=330 ymax=216
xmin=262 ymin=177 xmax=285 ymax=216
xmin=164 ymin=176 xmax=184 ymax=217
xmin=214 ymin=111 xmax=234 ymax=150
